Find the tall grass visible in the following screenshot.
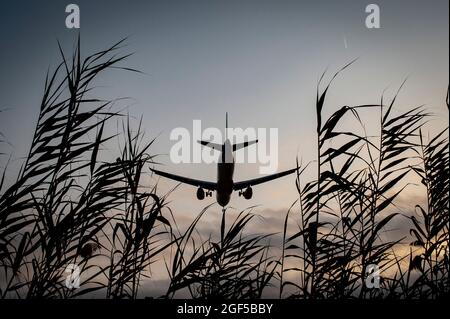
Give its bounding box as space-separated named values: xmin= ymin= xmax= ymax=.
xmin=280 ymin=66 xmax=448 ymax=299
xmin=406 ymin=126 xmax=449 ymax=298
xmin=166 ymin=207 xmax=277 ymax=299
xmin=0 ymin=38 xmax=172 ymax=298
xmin=0 ymin=39 xmax=448 ymax=299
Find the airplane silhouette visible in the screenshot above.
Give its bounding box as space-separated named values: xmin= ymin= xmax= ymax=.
xmin=150 ymin=113 xmax=298 ymax=207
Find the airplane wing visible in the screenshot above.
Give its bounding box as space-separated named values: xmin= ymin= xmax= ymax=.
xmin=150 ymin=168 xmax=217 ymax=190
xmin=233 ymin=167 xmax=298 ymax=191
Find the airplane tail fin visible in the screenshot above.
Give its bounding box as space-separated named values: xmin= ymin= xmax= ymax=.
xmin=225 ymin=112 xmax=228 ymax=140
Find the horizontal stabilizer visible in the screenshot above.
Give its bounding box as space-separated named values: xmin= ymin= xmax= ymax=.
xmin=198 ymin=140 xmax=222 ymax=152
xmin=233 ymin=139 xmax=258 ymax=152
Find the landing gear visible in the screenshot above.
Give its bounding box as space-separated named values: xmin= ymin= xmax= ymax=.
xmin=220 ymin=206 xmax=227 ymax=242
xmin=196 ymin=187 xmax=212 ymax=200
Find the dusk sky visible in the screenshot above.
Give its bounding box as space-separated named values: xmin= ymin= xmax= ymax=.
xmin=0 ymin=2 xmax=448 ymax=291
xmin=0 ymin=0 xmax=448 ymax=298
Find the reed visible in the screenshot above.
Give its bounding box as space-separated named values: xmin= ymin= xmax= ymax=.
xmin=0 ymin=39 xmax=448 ymax=299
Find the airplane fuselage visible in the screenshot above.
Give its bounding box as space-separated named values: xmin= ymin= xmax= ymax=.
xmin=216 ymin=162 xmax=234 ymax=207
xmin=216 ymin=139 xmax=234 ymax=207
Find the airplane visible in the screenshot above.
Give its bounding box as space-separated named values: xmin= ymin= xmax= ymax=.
xmin=150 ymin=113 xmax=298 ymax=207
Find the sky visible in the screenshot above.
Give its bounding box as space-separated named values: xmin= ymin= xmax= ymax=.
xmin=0 ymin=0 xmax=448 ymax=296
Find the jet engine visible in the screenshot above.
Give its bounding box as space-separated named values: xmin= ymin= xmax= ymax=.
xmin=196 ymin=187 xmax=205 ymax=200
xmin=242 ymin=186 xmax=253 ymax=200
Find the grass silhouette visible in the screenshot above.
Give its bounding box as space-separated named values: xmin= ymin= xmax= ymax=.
xmin=0 ymin=39 xmax=448 ymax=299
